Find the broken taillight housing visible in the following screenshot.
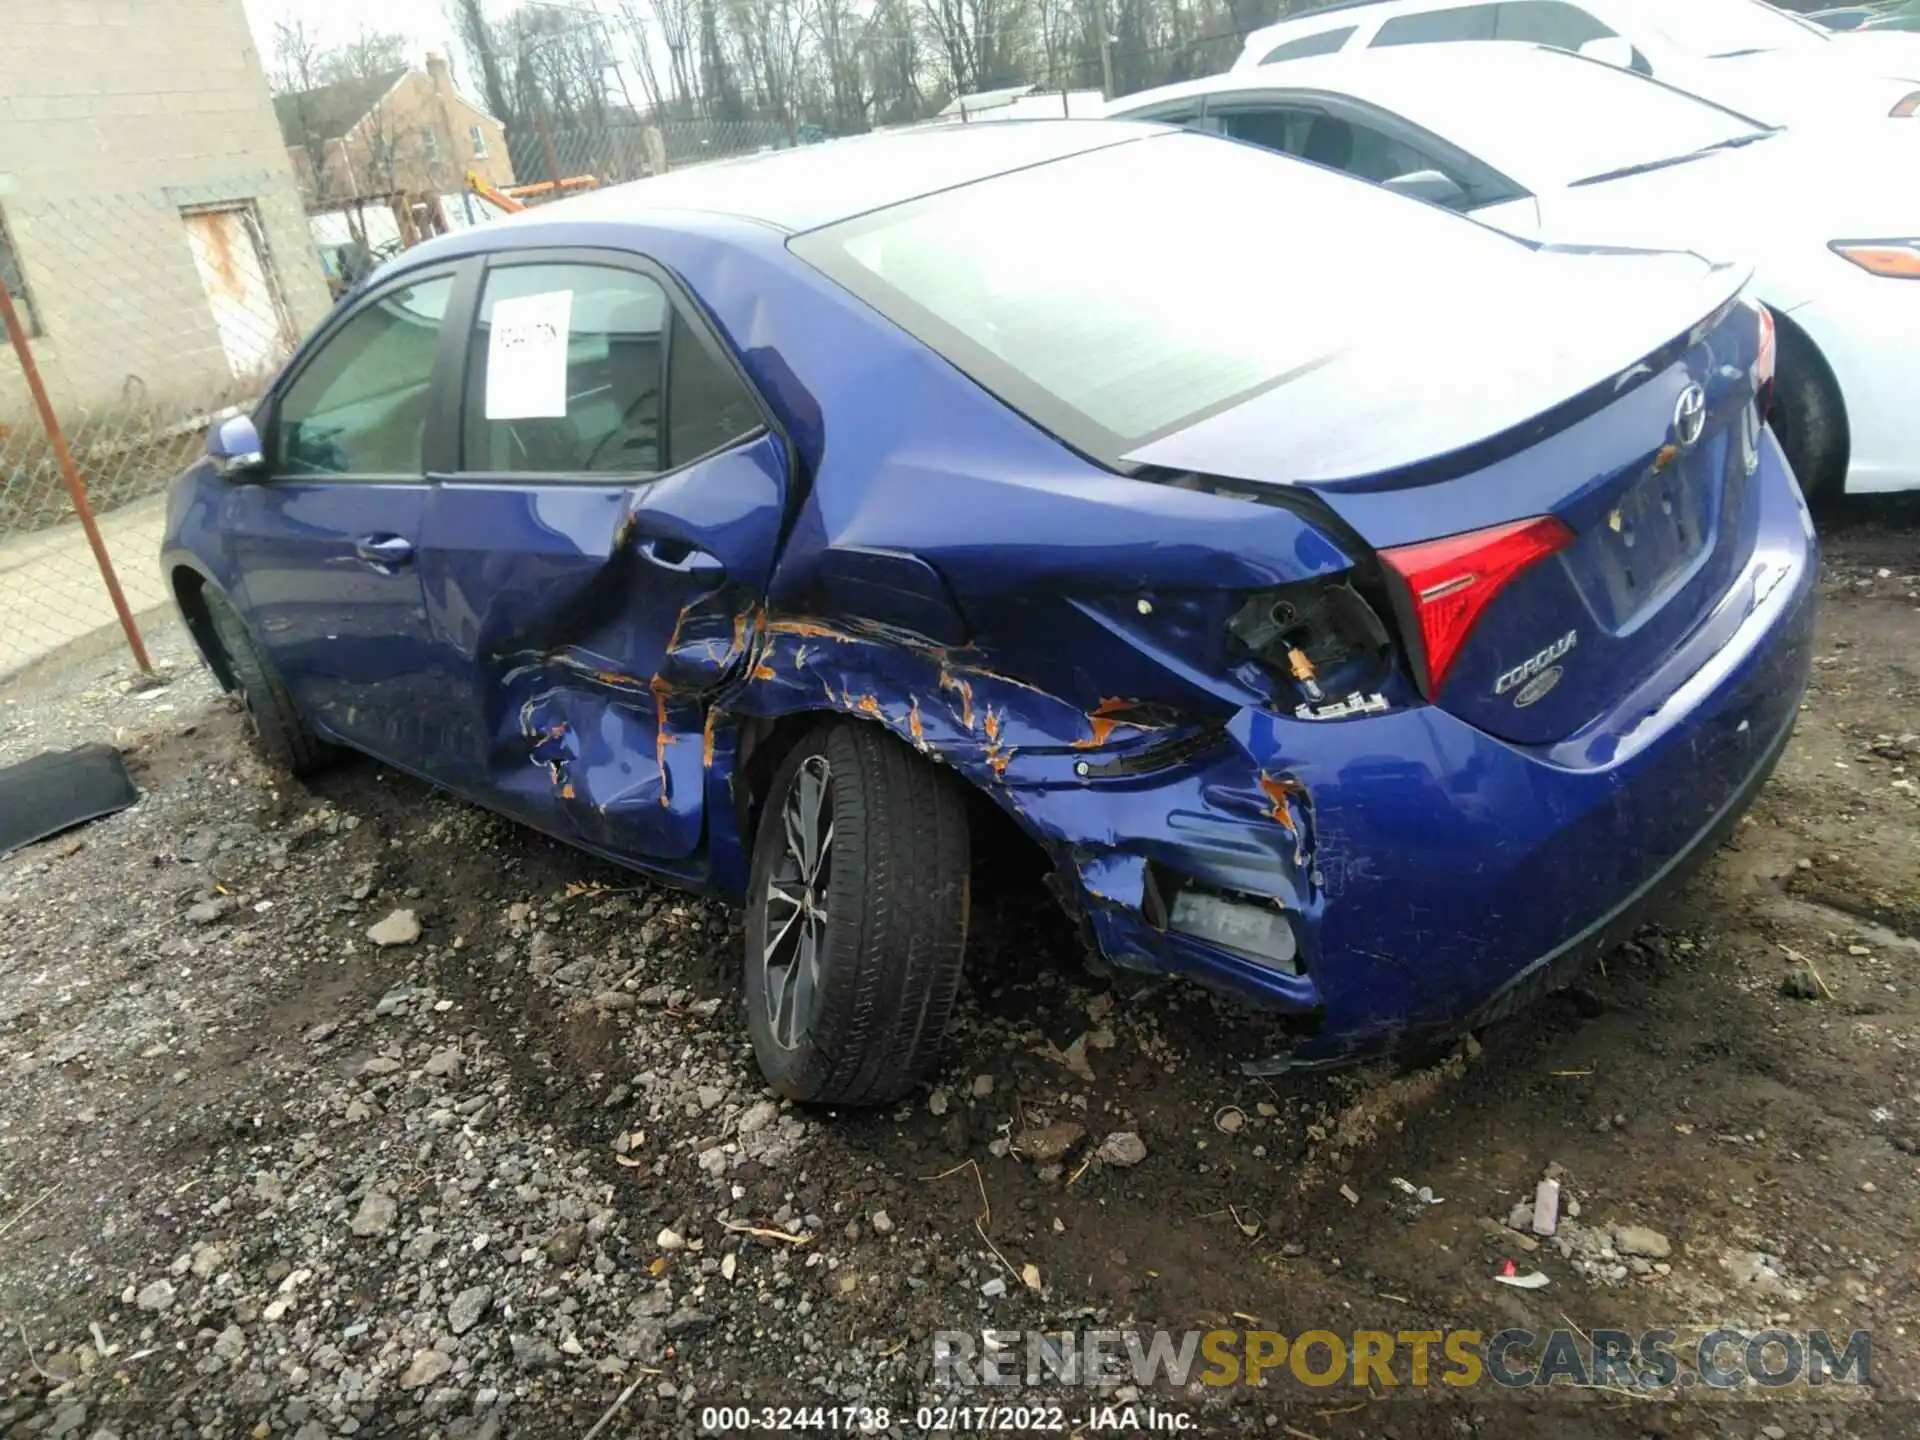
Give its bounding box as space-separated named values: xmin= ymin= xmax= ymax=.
xmin=1225 ymin=579 xmax=1394 ymax=708
xmin=1381 ymin=516 xmax=1573 ymax=696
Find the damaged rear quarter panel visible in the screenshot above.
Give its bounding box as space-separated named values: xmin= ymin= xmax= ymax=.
xmin=409 ymin=218 xmax=1362 ymax=1008
xmin=578 ymin=225 xmax=1364 ymax=999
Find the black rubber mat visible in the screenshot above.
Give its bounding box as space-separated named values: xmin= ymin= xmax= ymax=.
xmin=0 ymin=743 xmax=139 ymax=858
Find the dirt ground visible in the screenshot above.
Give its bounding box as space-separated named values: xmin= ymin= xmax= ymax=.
xmin=1 ymin=496 xmax=1916 ymax=1440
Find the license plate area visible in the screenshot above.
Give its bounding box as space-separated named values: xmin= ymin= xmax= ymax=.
xmin=1580 ymin=442 xmax=1722 ymax=631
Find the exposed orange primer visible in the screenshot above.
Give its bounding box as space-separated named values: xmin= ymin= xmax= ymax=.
xmin=768 ymin=617 xmax=852 ymax=641
xmin=939 ymin=671 xmax=975 ymax=730
xmin=702 ymin=709 xmax=719 ymax=768
xmin=983 ymin=708 xmax=1001 ymax=744
xmin=1071 ymin=696 xmax=1139 ymax=750
xmin=1652 ymin=443 xmax=1678 ymax=473
xmin=652 ymin=677 xmax=675 ymax=808
xmin=854 ymin=694 xmax=883 ymax=720
xmin=908 ymin=697 xmax=924 ymax=745
xmin=560 ymin=783 xmax=575 ymax=799
xmin=987 ymin=746 xmax=1012 ymax=777
xmin=664 ymin=604 xmax=691 ymax=664
xmin=1257 ymin=772 xmax=1304 ymax=833
xmin=751 ymin=662 xmax=777 ymax=682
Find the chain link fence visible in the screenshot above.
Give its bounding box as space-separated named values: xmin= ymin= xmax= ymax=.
xmin=0 ymin=124 xmax=842 ymax=680
xmin=0 ymin=183 xmax=331 ymax=679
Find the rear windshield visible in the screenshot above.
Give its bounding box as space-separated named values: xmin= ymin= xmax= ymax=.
xmin=790 ymin=131 xmax=1532 ymax=466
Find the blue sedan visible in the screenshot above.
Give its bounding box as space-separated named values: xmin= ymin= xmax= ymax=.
xmin=162 ymin=121 xmax=1815 ymax=1104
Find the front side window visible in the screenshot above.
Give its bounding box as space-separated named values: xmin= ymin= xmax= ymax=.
xmin=1373 ymin=4 xmax=1499 ymax=44
xmin=791 ymin=131 xmax=1532 ymax=465
xmin=277 ymin=275 xmax=454 ymax=476
xmin=463 ymin=262 xmax=759 ymax=476
xmin=1259 ymin=25 xmax=1357 ymax=62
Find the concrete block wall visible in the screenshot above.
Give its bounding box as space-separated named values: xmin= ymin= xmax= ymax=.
xmin=0 ymin=0 xmax=333 ymax=419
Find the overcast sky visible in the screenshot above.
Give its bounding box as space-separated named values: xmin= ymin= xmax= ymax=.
xmin=241 ymin=0 xmax=473 ymax=76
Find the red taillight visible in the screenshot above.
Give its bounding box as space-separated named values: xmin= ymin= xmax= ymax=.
xmin=1755 ymin=302 xmax=1776 ymax=416
xmin=1382 ymin=516 xmax=1573 ymax=695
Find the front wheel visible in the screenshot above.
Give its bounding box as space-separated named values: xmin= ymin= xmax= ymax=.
xmin=743 ymin=721 xmax=970 ymax=1106
xmin=200 ymin=588 xmax=333 ymax=777
xmin=1768 ymin=330 xmax=1848 ymax=511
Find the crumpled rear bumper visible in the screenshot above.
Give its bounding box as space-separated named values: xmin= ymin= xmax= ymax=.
xmin=1046 ymin=444 xmax=1817 ymax=1065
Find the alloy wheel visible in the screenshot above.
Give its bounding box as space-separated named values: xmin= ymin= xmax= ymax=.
xmin=761 ymin=754 xmax=834 ymax=1050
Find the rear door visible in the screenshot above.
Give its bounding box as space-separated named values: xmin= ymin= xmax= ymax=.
xmin=222 ymin=266 xmax=466 ymax=765
xmin=416 ymin=250 xmax=788 ymax=861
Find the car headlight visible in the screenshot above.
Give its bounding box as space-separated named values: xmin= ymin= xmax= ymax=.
xmin=1829 ymin=239 xmax=1920 ymax=278
xmin=1891 ymin=91 xmax=1920 ymax=117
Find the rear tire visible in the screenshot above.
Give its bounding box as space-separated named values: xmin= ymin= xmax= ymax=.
xmin=201 ymin=589 xmax=333 ymax=777
xmin=1768 ymin=327 xmax=1848 ymax=511
xmin=743 ymin=721 xmax=970 ymax=1106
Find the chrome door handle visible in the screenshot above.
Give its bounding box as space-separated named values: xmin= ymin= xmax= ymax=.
xmin=354 ymin=534 xmax=414 ymax=569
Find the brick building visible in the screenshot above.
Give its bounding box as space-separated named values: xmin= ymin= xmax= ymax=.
xmin=0 ymin=0 xmax=331 ymax=419
xmin=274 ymin=53 xmax=517 ymax=206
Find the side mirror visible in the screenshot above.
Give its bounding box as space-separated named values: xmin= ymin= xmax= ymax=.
xmin=207 ymin=414 xmax=264 ymax=480
xmin=1577 ymin=35 xmax=1636 ymax=68
xmin=1382 ymin=168 xmax=1468 ymax=207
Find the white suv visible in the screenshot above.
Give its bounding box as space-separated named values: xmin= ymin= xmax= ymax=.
xmin=1233 ymin=0 xmax=1920 ymax=125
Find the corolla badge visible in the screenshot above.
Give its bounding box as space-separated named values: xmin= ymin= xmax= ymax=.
xmin=1512 ymin=667 xmax=1562 ymax=707
xmin=1673 ymin=383 xmax=1707 ymax=450
xmin=1494 ymin=630 xmax=1577 ymax=703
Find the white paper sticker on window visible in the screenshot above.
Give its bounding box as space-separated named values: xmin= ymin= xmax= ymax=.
xmin=485 ymin=290 xmax=572 ymax=420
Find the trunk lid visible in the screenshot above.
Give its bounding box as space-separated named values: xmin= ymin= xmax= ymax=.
xmin=1124 ymin=249 xmax=1766 ymax=746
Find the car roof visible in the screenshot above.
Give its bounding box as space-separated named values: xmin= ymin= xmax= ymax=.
xmin=1111 ymin=40 xmax=1600 ymax=114
xmin=478 ymin=121 xmax=1155 ymax=236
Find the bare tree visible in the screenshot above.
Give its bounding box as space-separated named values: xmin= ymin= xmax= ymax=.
xmin=727 ymin=0 xmax=807 ymax=137
xmin=320 ymin=29 xmax=411 ymax=84
xmin=271 ymin=20 xmax=334 ymax=197
xmin=804 ymin=0 xmax=873 ymax=132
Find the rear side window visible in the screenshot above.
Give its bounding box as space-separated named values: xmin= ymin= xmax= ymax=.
xmin=462 ymin=262 xmax=758 ymax=475
xmin=1259 ymin=25 xmax=1357 ymax=62
xmin=278 ymin=275 xmax=453 ymax=477
xmin=1373 ymin=4 xmax=1499 ymax=44
xmin=1492 ymin=1 xmax=1616 ymax=46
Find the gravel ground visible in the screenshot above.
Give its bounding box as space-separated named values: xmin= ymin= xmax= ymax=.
xmin=1 ymin=496 xmax=1917 ymax=1439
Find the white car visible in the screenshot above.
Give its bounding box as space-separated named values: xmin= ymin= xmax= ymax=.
xmin=1106 ymin=44 xmax=1920 ymax=500
xmin=1231 ymin=0 xmax=1920 ymax=128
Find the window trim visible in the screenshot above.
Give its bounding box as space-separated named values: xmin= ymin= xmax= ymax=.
xmin=439 ymin=245 xmax=778 ymax=487
xmin=259 ymin=258 xmax=478 ymax=482
xmin=468 ymin=123 xmax=488 ymax=159
xmin=1196 ymin=86 xmax=1532 ymax=211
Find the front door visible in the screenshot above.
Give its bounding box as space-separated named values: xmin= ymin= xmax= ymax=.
xmin=415 ymin=252 xmax=788 ymax=862
xmin=223 ymin=266 xmax=465 ymax=766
